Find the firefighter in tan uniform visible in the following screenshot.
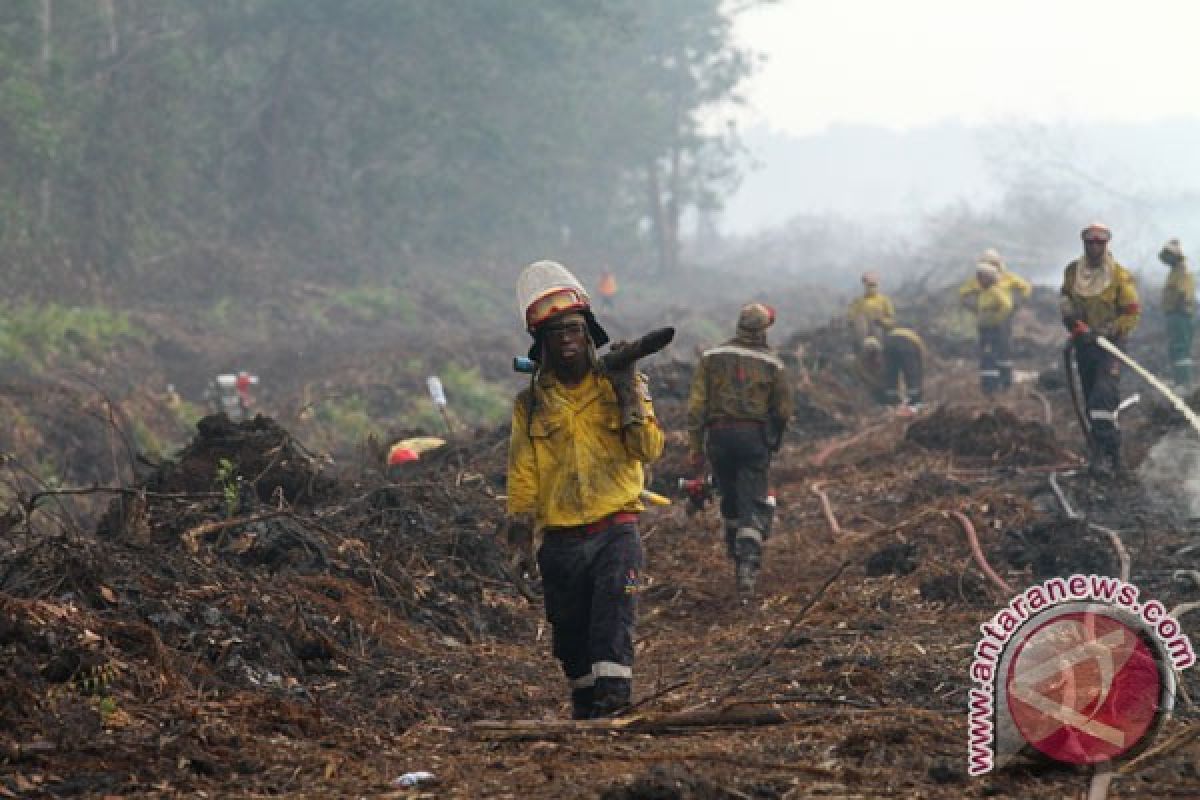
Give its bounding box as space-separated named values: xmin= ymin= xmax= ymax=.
xmin=506 ymin=261 xmax=664 ymax=719
xmin=1159 ymin=239 xmax=1195 ymax=389
xmin=687 ymin=303 xmax=793 ymax=596
xmin=1059 ymin=223 xmax=1141 ymax=478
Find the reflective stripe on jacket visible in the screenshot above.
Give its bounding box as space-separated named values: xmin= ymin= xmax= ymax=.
xmin=686 ymin=338 xmax=793 ymax=455
xmin=507 ymin=370 xmax=663 ymax=528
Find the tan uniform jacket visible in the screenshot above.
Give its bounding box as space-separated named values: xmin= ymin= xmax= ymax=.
xmin=686 ymin=337 xmax=793 ymax=455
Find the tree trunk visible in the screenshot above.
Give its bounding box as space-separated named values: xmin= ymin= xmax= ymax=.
xmin=38 ymin=0 xmax=53 ymax=230
xmin=664 ymin=133 xmax=682 ymax=274
xmin=99 ymin=0 xmax=120 ymax=58
xmin=647 ymin=160 xmax=669 ymax=275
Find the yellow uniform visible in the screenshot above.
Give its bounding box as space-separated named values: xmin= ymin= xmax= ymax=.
xmin=1163 ymin=260 xmax=1195 ymax=387
xmin=1059 ymin=259 xmax=1140 ymax=341
xmin=1163 ymin=264 xmax=1196 ymax=314
xmin=507 ymin=370 xmax=663 ymax=529
xmin=976 ymin=284 xmax=1014 ymax=328
xmin=847 ymin=292 xmax=896 ymax=338
xmin=959 ymin=270 xmax=1032 ymax=309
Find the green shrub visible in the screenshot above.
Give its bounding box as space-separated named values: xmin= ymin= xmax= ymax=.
xmin=314 ymin=394 xmax=383 ymax=446
xmin=439 ymin=364 xmax=510 ymax=425
xmin=0 ymin=303 xmax=135 ymax=368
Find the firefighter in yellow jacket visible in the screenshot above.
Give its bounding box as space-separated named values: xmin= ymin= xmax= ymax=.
xmin=959 ymin=248 xmax=1030 ymax=388
xmin=847 ymin=271 xmax=896 ymax=344
xmin=1159 ymin=239 xmax=1195 ymax=388
xmin=506 ymin=260 xmax=664 ymax=719
xmin=687 ymin=303 xmax=793 ymax=597
xmin=1059 ymin=223 xmax=1140 ymax=478
xmin=859 ymin=327 xmax=926 ymax=410
xmin=972 ymin=263 xmax=1015 ymax=395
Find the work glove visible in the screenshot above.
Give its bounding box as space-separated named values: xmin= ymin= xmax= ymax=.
xmin=503 ymin=513 xmax=536 ymax=575
xmin=604 ymin=342 xmax=644 ymax=428
xmin=766 ymin=417 xmax=786 ymax=453
xmin=1069 ymin=320 xmax=1096 ymax=346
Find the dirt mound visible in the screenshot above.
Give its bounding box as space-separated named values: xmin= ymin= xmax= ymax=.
xmin=600 ymin=765 xmax=752 ymax=800
xmin=906 ymin=405 xmax=1068 ymax=465
xmin=0 ymin=413 xmax=533 ymax=791
xmin=144 ymin=413 xmax=337 ymax=505
xmin=1002 ymin=518 xmax=1119 ymax=578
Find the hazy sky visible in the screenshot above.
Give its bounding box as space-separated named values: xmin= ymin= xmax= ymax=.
xmin=735 ymin=0 xmax=1200 ymax=134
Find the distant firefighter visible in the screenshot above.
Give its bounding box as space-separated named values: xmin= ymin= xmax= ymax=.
xmin=847 ymin=271 xmax=896 ymax=344
xmin=1059 ymin=222 xmax=1140 ymax=478
xmin=858 ymin=327 xmax=926 ymax=411
xmin=970 ymin=263 xmax=1014 ymax=395
xmin=597 ymin=269 xmax=618 ymax=309
xmin=959 ymin=248 xmax=1030 ymax=389
xmin=1158 ymin=238 xmax=1195 ymax=389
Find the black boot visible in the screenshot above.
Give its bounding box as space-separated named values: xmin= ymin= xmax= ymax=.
xmin=723 ymin=521 xmax=738 ymax=560
xmin=1088 ymin=442 xmax=1113 ymax=481
xmin=736 ymin=560 xmax=757 ymax=597
xmin=734 ymin=529 xmax=762 ymax=597
xmin=591 ymin=677 xmax=631 ymax=717
xmin=570 ymin=686 xmax=595 ymax=720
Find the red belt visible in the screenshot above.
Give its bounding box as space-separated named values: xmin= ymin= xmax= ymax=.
xmin=707 ymin=418 xmax=763 ymax=430
xmin=580 ymin=512 xmax=639 ymax=535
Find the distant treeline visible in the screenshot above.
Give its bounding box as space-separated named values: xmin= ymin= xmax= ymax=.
xmin=0 ymin=1 xmax=754 ymax=299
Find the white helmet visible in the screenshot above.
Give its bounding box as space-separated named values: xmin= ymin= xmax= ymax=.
xmin=516 ymin=260 xmax=609 ymax=358
xmin=517 ymin=260 xmax=591 ymax=330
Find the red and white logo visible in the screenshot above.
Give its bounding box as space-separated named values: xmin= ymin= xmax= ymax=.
xmin=1005 ymin=610 xmax=1164 ymax=764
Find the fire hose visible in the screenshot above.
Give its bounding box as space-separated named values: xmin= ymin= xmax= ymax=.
xmin=1094 ymin=336 xmax=1200 ymax=438
xmin=947 ymin=510 xmax=1013 ymax=595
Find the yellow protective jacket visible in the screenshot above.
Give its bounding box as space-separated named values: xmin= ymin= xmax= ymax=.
xmin=959 ymin=270 xmax=1032 ymax=309
xmin=886 ymin=327 xmax=926 ymax=356
xmin=852 ymin=327 xmax=925 ymax=393
xmin=507 ymin=369 xmax=663 ymax=529
xmin=976 ymin=284 xmax=1014 ymax=329
xmin=847 ymin=292 xmax=895 ymax=337
xmin=1163 ymin=263 xmax=1196 ymax=315
xmin=686 ymin=336 xmax=793 ymax=454
xmin=1059 ymin=259 xmax=1141 ymax=341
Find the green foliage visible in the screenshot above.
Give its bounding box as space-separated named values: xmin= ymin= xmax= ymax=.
xmin=129 ymin=417 xmax=165 ymax=460
xmin=439 ymin=364 xmax=510 ymax=426
xmin=0 ymin=1 xmax=755 ymax=293
xmin=0 ymin=303 xmax=135 ymax=368
xmin=215 ymin=457 xmax=240 ymax=518
xmin=313 ymin=394 xmax=383 ymax=448
xmin=327 ymin=286 xmax=416 ymax=326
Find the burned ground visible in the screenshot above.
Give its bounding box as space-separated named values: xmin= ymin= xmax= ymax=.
xmin=3 ymin=297 xmax=1200 ymax=799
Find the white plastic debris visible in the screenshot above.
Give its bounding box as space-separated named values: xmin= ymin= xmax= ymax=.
xmin=392 ymin=771 xmax=436 ymax=788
